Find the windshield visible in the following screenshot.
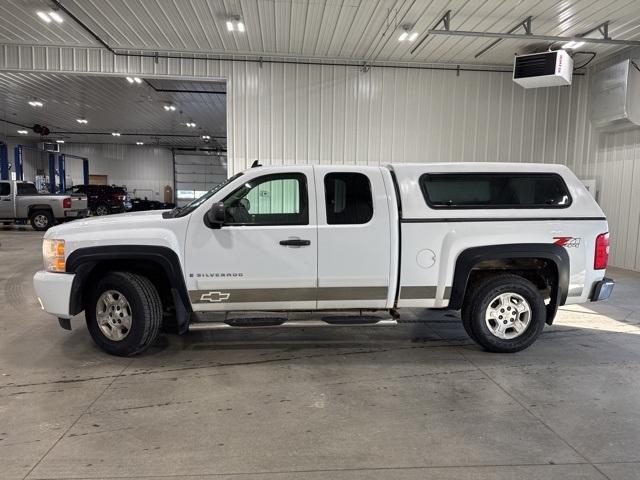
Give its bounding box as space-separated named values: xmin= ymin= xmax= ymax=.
xmin=172 ymin=172 xmax=243 ymax=218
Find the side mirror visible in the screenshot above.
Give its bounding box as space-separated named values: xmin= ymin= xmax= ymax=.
xmin=204 ymin=201 xmax=225 ymax=229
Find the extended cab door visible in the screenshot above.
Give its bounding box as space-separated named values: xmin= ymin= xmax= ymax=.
xmin=184 ymin=167 xmax=318 ymax=311
xmin=314 ymin=166 xmax=393 ymax=309
xmin=0 ymin=182 xmax=13 ymax=219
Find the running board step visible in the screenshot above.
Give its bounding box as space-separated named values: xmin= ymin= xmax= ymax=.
xmin=189 ymin=318 xmax=397 ymax=331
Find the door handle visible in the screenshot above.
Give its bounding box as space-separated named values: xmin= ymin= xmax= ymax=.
xmin=279 ymin=239 xmax=311 ymax=247
xmin=1 ymin=198 xmax=10 ymax=202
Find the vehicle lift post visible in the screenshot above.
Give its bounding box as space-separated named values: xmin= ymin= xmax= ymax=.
xmin=82 ymin=158 xmax=89 ymax=186
xmin=14 ymin=146 xmax=23 ymax=181
xmin=58 ymin=154 xmax=66 ymax=192
xmin=0 ymin=142 xmax=8 ymax=180
xmin=48 ymin=153 xmax=56 ymax=193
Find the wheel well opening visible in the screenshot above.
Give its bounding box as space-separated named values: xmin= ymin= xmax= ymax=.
xmin=464 ymin=258 xmax=558 ymax=305
xmin=28 ymin=206 xmax=53 ymax=216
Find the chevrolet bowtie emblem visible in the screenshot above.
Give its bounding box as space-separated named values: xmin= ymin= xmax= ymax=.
xmin=200 ymin=291 xmax=231 ymax=302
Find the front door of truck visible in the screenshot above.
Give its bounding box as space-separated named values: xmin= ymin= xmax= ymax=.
xmin=185 ymin=167 xmax=318 ymax=311
xmin=314 ymin=166 xmax=392 ymax=309
xmin=0 ymin=182 xmax=12 ymax=219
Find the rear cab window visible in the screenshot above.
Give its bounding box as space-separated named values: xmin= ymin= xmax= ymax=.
xmin=419 ymin=173 xmax=572 ymax=209
xmin=0 ymin=182 xmax=9 ymax=196
xmin=324 ymin=172 xmax=373 ymax=224
xmin=16 ymin=183 xmax=38 ymax=195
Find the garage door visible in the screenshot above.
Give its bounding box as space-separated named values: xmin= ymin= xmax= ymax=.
xmin=174 ymin=152 xmax=227 ymax=206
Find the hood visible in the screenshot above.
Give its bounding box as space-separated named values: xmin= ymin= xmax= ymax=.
xmin=45 ymin=209 xmax=169 ymax=239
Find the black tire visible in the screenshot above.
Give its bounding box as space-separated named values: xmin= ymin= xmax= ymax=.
xmin=461 ymin=274 xmax=546 ymax=353
xmin=461 ymin=298 xmax=479 ymax=343
xmin=29 ymin=210 xmax=54 ymax=231
xmin=94 ymin=204 xmax=110 ymax=216
xmin=85 ymin=271 xmax=162 ymax=356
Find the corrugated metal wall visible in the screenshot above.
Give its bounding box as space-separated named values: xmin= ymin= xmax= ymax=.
xmin=229 ymin=61 xmax=592 ymax=169
xmin=1 ymin=44 xmax=638 ymax=270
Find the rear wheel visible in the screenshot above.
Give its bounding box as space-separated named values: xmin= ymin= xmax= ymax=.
xmin=461 ymin=274 xmax=545 ymax=353
xmin=30 ymin=210 xmax=54 ymax=231
xmin=94 ymin=204 xmax=110 ymax=216
xmin=85 ymin=271 xmax=162 ymax=356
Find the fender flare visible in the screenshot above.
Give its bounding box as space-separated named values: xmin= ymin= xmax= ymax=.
xmin=66 ymin=245 xmax=192 ymax=334
xmin=448 ymin=243 xmax=570 ymax=323
xmin=28 ymin=204 xmax=54 ymax=214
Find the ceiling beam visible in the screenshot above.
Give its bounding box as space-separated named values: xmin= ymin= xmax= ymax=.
xmin=427 ymin=29 xmax=640 ymax=47
xmin=474 ymin=17 xmax=533 ymax=58
xmin=429 ymin=15 xmax=640 ymax=47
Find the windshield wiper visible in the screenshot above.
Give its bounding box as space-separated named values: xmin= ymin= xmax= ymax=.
xmin=163 ymin=206 xmax=182 ymax=218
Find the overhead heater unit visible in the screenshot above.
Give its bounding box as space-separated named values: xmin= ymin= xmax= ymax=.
xmin=38 ymin=142 xmax=60 ymax=153
xmin=513 ymin=50 xmax=573 ymax=88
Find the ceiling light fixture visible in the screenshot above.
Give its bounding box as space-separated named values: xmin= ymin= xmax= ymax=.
xmin=226 ymin=16 xmax=245 ymax=32
xmin=28 ymin=100 xmax=43 ymax=107
xmin=186 ymin=122 xmax=196 ymax=128
xmin=36 ymin=11 xmax=52 ymax=23
xmin=201 ymin=135 xmax=211 ymax=140
xmin=164 ymin=105 xmax=176 ymax=111
xmin=134 ymin=77 xmax=142 ymax=84
xmin=56 ymin=140 xmax=65 ymax=144
xmin=136 ymin=141 xmax=144 ymax=145
xmin=17 ymin=130 xmax=28 ymax=135
xmin=126 ymin=77 xmax=134 ymax=83
xmin=112 ymin=132 xmax=121 ymax=136
xmin=76 ymin=118 xmax=88 ymax=124
xmin=48 ymin=11 xmax=63 ymax=23
xmin=398 ymin=24 xmax=419 ymax=42
xmin=562 ymin=41 xmax=585 ymax=50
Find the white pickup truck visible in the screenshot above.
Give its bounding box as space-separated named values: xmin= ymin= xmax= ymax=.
xmin=33 ymin=163 xmax=614 ymax=356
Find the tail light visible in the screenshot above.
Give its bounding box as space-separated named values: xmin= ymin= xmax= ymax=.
xmin=62 ymin=197 xmax=72 ymax=209
xmin=594 ymin=232 xmax=609 ymax=270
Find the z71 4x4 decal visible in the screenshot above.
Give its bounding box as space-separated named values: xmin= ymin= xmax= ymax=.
xmin=554 ymin=236 xmax=581 ymax=248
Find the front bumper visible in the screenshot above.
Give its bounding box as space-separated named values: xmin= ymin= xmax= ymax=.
xmin=590 ymin=277 xmax=615 ymax=302
xmin=33 ymin=270 xmax=75 ymax=319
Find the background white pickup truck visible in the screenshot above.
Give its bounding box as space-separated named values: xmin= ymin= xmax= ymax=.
xmin=33 ymin=163 xmax=614 ymax=356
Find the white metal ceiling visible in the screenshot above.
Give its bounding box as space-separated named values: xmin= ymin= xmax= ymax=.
xmin=0 ymin=0 xmax=639 ymax=66
xmin=0 ymin=71 xmax=227 ymax=148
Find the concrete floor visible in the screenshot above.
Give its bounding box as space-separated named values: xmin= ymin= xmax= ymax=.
xmin=1 ymin=228 xmax=640 ymax=480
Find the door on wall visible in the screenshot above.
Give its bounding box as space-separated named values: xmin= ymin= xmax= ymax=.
xmin=89 ymin=175 xmax=108 ymax=185
xmin=174 ymin=152 xmax=227 ymax=206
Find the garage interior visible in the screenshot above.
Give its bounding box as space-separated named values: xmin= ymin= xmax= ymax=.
xmin=1 ymin=1 xmax=640 ymax=479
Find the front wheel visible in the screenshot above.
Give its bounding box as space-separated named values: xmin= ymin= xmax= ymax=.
xmin=461 ymin=274 xmax=546 ymax=353
xmin=85 ymin=271 xmax=162 ymax=356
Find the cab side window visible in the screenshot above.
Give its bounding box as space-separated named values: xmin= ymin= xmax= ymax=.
xmin=324 ymin=172 xmax=373 ymax=224
xmin=0 ymin=183 xmax=10 ymax=196
xmin=223 ymin=173 xmax=308 ymax=225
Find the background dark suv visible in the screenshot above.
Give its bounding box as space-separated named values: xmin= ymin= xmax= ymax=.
xmin=66 ymin=185 xmax=129 ymax=216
